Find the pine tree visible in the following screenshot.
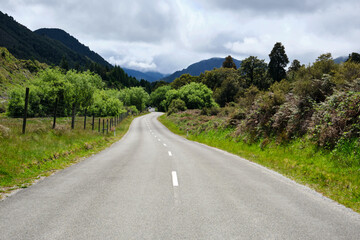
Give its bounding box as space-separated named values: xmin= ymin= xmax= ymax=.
xmin=268 ymin=42 xmax=289 ymax=82
xmin=222 ymin=55 xmax=237 ymax=69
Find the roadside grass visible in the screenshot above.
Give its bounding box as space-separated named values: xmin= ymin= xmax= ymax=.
xmin=0 ymin=114 xmax=142 ymax=198
xmin=158 ymin=114 xmax=360 ymax=213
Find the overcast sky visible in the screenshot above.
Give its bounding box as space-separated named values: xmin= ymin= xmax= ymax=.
xmin=2 ymin=0 xmax=360 ymax=73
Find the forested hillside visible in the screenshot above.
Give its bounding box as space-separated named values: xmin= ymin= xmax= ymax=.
xmin=0 ymin=11 xmax=92 ymax=69
xmin=34 ymin=28 xmax=112 ymax=68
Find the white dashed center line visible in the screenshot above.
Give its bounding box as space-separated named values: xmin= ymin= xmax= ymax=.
xmin=168 ymin=151 xmax=172 ymax=156
xmin=163 ymin=143 xmax=167 ymax=147
xmin=172 ymin=171 xmax=178 ymax=187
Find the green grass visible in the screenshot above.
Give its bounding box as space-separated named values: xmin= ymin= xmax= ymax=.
xmin=0 ymin=114 xmax=142 ymax=197
xmin=159 ymin=114 xmax=360 ymax=213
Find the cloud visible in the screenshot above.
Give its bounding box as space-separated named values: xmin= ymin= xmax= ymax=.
xmin=1 ymin=0 xmax=360 ymax=73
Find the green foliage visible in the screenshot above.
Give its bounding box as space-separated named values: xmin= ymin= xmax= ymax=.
xmin=171 ymin=74 xmax=199 ymax=89
xmin=346 ymin=52 xmax=360 ymax=64
xmin=268 ymin=42 xmax=289 ymax=82
xmin=149 ymin=85 xmax=171 ymax=111
xmin=222 ymin=55 xmax=237 ymax=69
xmin=239 ymin=56 xmax=269 ymax=89
xmin=6 ymin=68 xmax=127 ymax=117
xmin=167 ymin=99 xmax=187 ymax=115
xmin=178 ymin=82 xmax=217 ymax=109
xmin=88 ymin=90 xmax=124 ymax=117
xmin=118 ymin=87 xmax=150 ymax=112
xmin=213 ymin=73 xmax=243 ymax=107
xmin=310 ymin=53 xmax=338 ymax=79
xmin=200 ymin=68 xmax=246 ymax=107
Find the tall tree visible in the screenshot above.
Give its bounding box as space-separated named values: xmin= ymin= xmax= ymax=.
xmin=268 ymin=42 xmax=289 ymax=82
xmin=239 ymin=56 xmax=269 ymax=89
xmin=222 ymin=55 xmax=237 ymax=69
xmin=346 ymin=52 xmax=360 ymax=64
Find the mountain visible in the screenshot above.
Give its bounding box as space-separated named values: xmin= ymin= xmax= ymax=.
xmin=161 ymin=57 xmax=241 ymax=82
xmin=34 ymin=28 xmax=112 ymax=68
xmin=334 ymin=56 xmax=348 ymax=64
xmin=123 ymin=68 xmax=168 ymax=82
xmin=0 ymin=11 xmax=101 ymax=69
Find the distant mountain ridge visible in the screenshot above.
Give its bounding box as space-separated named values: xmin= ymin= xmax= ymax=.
xmin=334 ymin=56 xmax=348 ymax=64
xmin=161 ymin=57 xmax=242 ymax=82
xmin=34 ymin=28 xmax=112 ymax=67
xmin=123 ymin=68 xmax=168 ymax=82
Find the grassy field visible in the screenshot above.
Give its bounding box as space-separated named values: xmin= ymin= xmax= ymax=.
xmin=0 ymin=114 xmax=139 ymax=198
xmin=159 ymin=114 xmax=360 ymax=213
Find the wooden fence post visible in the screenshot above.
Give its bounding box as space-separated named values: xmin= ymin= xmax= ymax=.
xmin=102 ymin=119 xmax=105 ymax=134
xmin=52 ymin=98 xmax=58 ymax=129
xmin=92 ymin=115 xmax=95 ymax=131
xmin=22 ymin=87 xmax=30 ymax=134
xmin=106 ymin=119 xmax=109 ymax=134
xmin=71 ymin=103 xmax=76 ymax=129
xmin=98 ymin=118 xmax=101 ymax=132
xmin=84 ymin=108 xmax=87 ymax=130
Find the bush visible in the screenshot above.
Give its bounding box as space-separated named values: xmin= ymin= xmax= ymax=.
xmin=178 ymin=82 xmax=217 ymax=109
xmin=167 ymin=99 xmax=187 ymax=115
xmin=311 ymin=91 xmax=360 ymax=148
xmin=201 ymin=106 xmax=220 ymax=116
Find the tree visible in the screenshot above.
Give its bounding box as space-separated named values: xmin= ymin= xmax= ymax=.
xmin=213 ymin=75 xmax=241 ymax=107
xmin=288 ymin=59 xmax=302 ymax=72
xmin=268 ymin=42 xmax=289 ymax=82
xmin=171 ymin=74 xmax=198 ymax=89
xmin=59 ymin=55 xmax=69 ymax=72
xmin=149 ymin=85 xmax=172 ymax=111
xmin=346 ymin=52 xmax=360 ymax=64
xmin=222 ymin=55 xmax=237 ymax=69
xmin=239 ymin=56 xmax=269 ymax=89
xmin=178 ymin=82 xmax=217 ymax=109
xmin=311 ymin=53 xmax=337 ymax=79
xmin=118 ymin=87 xmax=150 ymax=112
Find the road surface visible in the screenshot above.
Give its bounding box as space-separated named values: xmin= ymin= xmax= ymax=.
xmin=0 ymin=112 xmax=359 ymax=239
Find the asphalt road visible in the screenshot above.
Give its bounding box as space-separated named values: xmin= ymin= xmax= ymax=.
xmin=1 ymin=112 xmax=359 ymax=239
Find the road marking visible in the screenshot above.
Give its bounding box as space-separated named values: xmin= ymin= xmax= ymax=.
xmin=172 ymin=171 xmax=178 ymax=186
xmin=158 ymin=139 xmax=161 ymax=141
xmin=163 ymin=143 xmax=167 ymax=147
xmin=168 ymin=151 xmax=172 ymax=156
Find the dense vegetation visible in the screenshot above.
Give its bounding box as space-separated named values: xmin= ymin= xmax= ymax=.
xmin=157 ymin=43 xmax=360 ymax=212
xmin=6 ymin=68 xmax=150 ymax=118
xmin=154 ymin=43 xmax=360 ymax=152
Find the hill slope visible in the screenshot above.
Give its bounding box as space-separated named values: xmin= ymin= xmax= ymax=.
xmin=161 ymin=57 xmax=241 ymax=82
xmin=34 ymin=28 xmax=112 ymax=68
xmin=0 ymin=11 xmax=93 ymax=68
xmin=123 ymin=68 xmax=167 ymax=82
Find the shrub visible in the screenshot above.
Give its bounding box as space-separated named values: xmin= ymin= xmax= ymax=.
xmin=167 ymin=99 xmax=187 ymax=115
xmin=178 ymin=82 xmax=217 ymax=109
xmin=311 ymin=91 xmax=360 ymax=148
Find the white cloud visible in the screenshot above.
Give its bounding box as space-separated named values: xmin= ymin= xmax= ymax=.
xmin=1 ymin=0 xmax=360 ymax=73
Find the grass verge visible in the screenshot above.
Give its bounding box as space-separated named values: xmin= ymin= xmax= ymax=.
xmin=0 ymin=114 xmax=144 ymax=198
xmin=158 ymin=114 xmax=360 ymax=213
